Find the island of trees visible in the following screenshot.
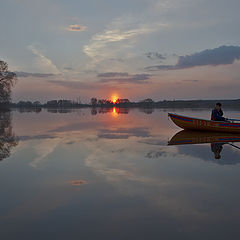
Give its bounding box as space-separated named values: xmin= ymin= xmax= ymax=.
xmin=9 ymin=98 xmax=240 ymax=110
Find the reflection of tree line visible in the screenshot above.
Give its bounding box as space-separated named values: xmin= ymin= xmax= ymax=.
xmin=91 ymin=107 xmax=130 ymax=115
xmin=12 ymin=107 xmax=156 ymax=116
xmin=14 ymin=107 xmax=155 ymax=115
xmin=0 ymin=111 xmax=18 ymax=162
xmin=91 ymin=107 xmax=156 ymax=115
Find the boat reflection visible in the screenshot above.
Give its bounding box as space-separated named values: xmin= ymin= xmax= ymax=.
xmin=169 ymin=130 xmax=240 ymax=162
xmin=0 ymin=111 xmax=18 ymax=162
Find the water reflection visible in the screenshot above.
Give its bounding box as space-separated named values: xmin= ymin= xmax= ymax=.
xmin=211 ymin=143 xmax=224 ymax=159
xmin=169 ymin=130 xmax=240 ymax=164
xmin=138 ymin=108 xmax=155 ymax=114
xmin=0 ymin=111 xmax=18 ymax=161
xmin=91 ymin=107 xmax=130 ymax=116
xmin=15 ymin=108 xmax=42 ymax=113
xmin=47 ymin=108 xmax=74 ymax=113
xmin=2 ymin=109 xmax=240 ymax=240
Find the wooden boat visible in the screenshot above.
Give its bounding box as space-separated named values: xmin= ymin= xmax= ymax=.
xmin=168 ymin=113 xmax=240 ymax=133
xmin=168 ymin=130 xmax=240 ymax=145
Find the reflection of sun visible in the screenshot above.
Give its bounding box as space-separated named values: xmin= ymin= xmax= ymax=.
xmin=112 ymin=107 xmax=119 ymax=117
xmin=111 ymin=95 xmax=118 ymax=104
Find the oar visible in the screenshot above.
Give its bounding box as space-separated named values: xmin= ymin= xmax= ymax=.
xmin=228 ymin=118 xmax=240 ymax=122
xmin=227 ymin=143 xmax=240 ymax=150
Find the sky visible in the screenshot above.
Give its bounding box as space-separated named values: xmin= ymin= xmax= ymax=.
xmin=1 ymin=0 xmax=240 ymax=102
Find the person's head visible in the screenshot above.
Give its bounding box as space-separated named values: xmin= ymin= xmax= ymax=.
xmin=214 ymin=151 xmax=221 ymax=159
xmin=215 ymin=102 xmax=222 ymax=111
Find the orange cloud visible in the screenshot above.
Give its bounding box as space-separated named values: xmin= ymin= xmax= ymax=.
xmin=66 ymin=24 xmax=87 ymax=32
xmin=69 ymin=179 xmax=87 ymax=186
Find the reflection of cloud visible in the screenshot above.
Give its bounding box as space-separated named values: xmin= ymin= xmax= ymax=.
xmin=84 ymin=147 xmax=157 ymax=184
xmin=177 ymin=144 xmax=240 ymax=165
xmin=49 ymin=120 xmax=109 ymax=133
xmin=98 ymin=127 xmax=150 ymax=139
xmin=69 ymin=180 xmax=87 ymax=186
xmin=139 ymin=138 xmax=166 ymax=146
xmin=98 ymin=134 xmax=130 ymax=139
xmin=66 ymin=24 xmax=87 ymax=32
xmin=83 ymin=138 xmax=231 ymax=227
xmin=145 ymin=150 xmax=168 ymax=158
xmin=146 ymin=46 xmax=240 ymax=71
xmin=4 ymin=188 xmax=73 ymax=221
xmin=30 ymin=138 xmax=60 ymax=168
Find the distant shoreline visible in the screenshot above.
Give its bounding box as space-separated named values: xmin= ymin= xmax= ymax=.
xmin=3 ymin=99 xmax=240 ymax=111
xmin=9 ymin=99 xmax=240 ymax=108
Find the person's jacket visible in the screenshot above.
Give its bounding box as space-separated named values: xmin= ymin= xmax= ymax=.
xmin=211 ymin=109 xmax=225 ymax=121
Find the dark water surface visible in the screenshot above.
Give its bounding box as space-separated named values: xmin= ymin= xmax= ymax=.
xmin=1 ymin=108 xmax=240 ymax=240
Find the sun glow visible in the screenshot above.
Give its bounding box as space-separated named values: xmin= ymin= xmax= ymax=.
xmin=111 ymin=95 xmax=118 ymax=104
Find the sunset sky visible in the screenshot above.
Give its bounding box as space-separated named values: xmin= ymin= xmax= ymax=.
xmin=1 ymin=0 xmax=240 ymax=102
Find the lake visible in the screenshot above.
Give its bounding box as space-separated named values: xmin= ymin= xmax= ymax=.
xmin=1 ymin=108 xmax=240 ymax=240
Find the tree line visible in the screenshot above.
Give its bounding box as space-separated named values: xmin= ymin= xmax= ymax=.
xmin=0 ymin=60 xmax=17 ymax=108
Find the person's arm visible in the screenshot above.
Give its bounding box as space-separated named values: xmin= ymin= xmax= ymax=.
xmin=213 ymin=110 xmax=226 ymax=121
xmin=219 ymin=109 xmax=223 ymax=116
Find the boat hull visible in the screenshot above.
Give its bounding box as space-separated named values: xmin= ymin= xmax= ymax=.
xmin=168 ymin=130 xmax=240 ymax=145
xmin=168 ymin=113 xmax=240 ymax=133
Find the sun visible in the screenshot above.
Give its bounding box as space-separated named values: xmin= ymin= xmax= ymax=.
xmin=111 ymin=95 xmax=118 ymax=104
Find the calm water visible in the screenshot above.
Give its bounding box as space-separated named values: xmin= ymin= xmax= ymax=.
xmin=1 ymin=108 xmax=240 ymax=240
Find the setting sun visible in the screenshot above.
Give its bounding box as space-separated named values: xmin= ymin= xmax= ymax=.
xmin=111 ymin=95 xmax=119 ymax=104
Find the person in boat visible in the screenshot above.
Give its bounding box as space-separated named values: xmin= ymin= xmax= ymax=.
xmin=211 ymin=103 xmax=228 ymax=121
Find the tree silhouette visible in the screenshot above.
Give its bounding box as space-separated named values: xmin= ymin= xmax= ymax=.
xmin=91 ymin=98 xmax=97 ymax=106
xmin=0 ymin=60 xmax=17 ymax=105
xmin=0 ymin=111 xmax=18 ymax=161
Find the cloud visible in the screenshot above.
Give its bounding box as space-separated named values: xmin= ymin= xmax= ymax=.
xmin=63 ymin=67 xmax=74 ymax=71
xmin=48 ymin=72 xmax=151 ymax=87
xmin=97 ymin=72 xmax=151 ymax=84
xmin=16 ymin=72 xmax=55 ymax=78
xmin=66 ymin=24 xmax=87 ymax=32
xmin=69 ymin=180 xmax=87 ymax=186
xmin=97 ymin=72 xmax=129 ymax=78
xmin=177 ymin=46 xmax=240 ymax=67
xmin=145 ymin=52 xmax=166 ymax=60
xmin=83 ymin=16 xmax=167 ymax=63
xmin=47 ymin=80 xmax=97 ymax=89
xmin=28 ymin=45 xmax=60 ymax=74
xmin=19 ymin=134 xmax=56 ymax=141
xmin=181 ymin=79 xmax=200 ymax=83
xmin=145 ymin=46 xmax=240 ymax=71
